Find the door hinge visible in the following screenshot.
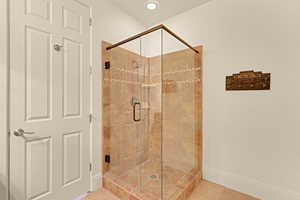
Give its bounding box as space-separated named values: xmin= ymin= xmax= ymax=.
xmin=89 ymin=163 xmax=92 ymax=172
xmin=89 ymin=18 xmax=92 ymax=26
xmin=89 ymin=114 xmax=93 ymax=123
xmin=89 ymin=65 xmax=93 ymax=75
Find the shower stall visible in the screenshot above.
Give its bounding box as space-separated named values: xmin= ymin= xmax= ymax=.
xmin=101 ymin=25 xmax=202 ymax=200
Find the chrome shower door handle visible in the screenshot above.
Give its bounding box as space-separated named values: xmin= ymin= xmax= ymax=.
xmin=14 ymin=128 xmax=35 ymax=137
xmin=133 ymin=102 xmax=141 ymax=122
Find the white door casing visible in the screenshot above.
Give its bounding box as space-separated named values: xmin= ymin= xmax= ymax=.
xmin=10 ymin=0 xmax=91 ymax=200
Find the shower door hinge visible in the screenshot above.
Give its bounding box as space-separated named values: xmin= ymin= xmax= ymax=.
xmin=105 ymin=155 xmax=111 ymax=163
xmin=89 ymin=114 xmax=93 ymax=123
xmin=89 ymin=18 xmax=92 ymax=26
xmin=104 ymin=61 xmax=110 ymax=70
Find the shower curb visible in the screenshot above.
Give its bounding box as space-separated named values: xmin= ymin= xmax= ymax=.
xmin=103 ymin=171 xmax=201 ymax=200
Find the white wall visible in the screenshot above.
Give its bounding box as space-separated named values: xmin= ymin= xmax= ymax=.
xmin=0 ymin=0 xmax=8 ymax=199
xmin=90 ymin=0 xmax=145 ymax=190
xmin=157 ymin=0 xmax=300 ymax=199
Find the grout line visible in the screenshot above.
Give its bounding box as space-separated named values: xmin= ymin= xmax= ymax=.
xmin=104 ymin=78 xmax=201 ymax=86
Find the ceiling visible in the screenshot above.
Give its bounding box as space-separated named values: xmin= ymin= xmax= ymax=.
xmin=110 ymin=0 xmax=211 ymax=26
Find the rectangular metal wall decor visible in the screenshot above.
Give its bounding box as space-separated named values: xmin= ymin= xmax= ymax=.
xmin=226 ymin=70 xmax=271 ymax=90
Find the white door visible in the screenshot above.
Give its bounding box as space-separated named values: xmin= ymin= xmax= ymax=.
xmin=10 ymin=0 xmax=91 ymax=199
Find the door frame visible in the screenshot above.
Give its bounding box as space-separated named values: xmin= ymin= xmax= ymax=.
xmin=0 ymin=0 xmax=9 ymax=199
xmin=1 ymin=0 xmax=96 ymax=199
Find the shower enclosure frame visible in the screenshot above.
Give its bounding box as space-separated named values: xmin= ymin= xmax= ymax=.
xmin=106 ymin=24 xmax=199 ymax=54
xmin=101 ymin=24 xmax=203 ymax=200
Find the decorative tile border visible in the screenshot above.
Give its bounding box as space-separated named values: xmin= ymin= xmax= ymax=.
xmin=104 ymin=78 xmax=201 ymax=86
xmin=108 ymin=66 xmax=201 ymax=77
xmin=104 ymin=78 xmax=142 ymax=85
xmin=109 ymin=66 xmax=146 ymax=74
xmin=151 ymin=67 xmax=201 ymax=77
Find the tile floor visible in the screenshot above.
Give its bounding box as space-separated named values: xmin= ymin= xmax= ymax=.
xmin=188 ymin=181 xmax=259 ymax=200
xmin=83 ymin=180 xmax=259 ymax=200
xmin=82 ymin=188 xmax=119 ymax=200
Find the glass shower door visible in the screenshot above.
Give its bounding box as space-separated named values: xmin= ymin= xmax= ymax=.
xmin=102 ymin=36 xmax=163 ymax=198
xmin=102 ymin=38 xmax=143 ymax=191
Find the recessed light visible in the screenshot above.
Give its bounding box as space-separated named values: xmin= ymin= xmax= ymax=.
xmin=146 ymin=0 xmax=159 ymax=10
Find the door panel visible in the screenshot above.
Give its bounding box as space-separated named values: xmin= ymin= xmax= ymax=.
xmin=63 ymin=132 xmax=81 ymax=186
xmin=63 ymin=8 xmax=82 ymax=33
xmin=26 ymin=0 xmax=52 ymax=22
xmin=10 ymin=0 xmax=90 ymax=199
xmin=63 ymin=38 xmax=82 ymax=118
xmin=25 ymin=27 xmax=52 ymax=121
xmin=26 ymin=138 xmax=52 ymax=199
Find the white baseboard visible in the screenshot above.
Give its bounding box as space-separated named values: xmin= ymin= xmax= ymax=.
xmin=204 ymin=167 xmax=300 ymax=200
xmin=90 ymin=173 xmax=102 ymax=192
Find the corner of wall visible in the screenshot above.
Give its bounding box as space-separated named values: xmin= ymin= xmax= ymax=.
xmin=91 ymin=173 xmax=102 ymax=191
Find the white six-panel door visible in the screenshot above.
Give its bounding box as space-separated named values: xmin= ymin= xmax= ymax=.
xmin=10 ymin=0 xmax=90 ymax=199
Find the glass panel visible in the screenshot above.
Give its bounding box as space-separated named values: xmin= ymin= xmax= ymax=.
xmin=138 ymin=30 xmax=163 ymax=199
xmin=102 ymin=38 xmax=142 ymax=190
xmin=102 ymin=29 xmax=164 ymax=200
xmin=162 ymin=30 xmax=201 ymax=199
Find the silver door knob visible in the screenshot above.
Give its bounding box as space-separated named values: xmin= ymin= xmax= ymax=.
xmin=54 ymin=44 xmax=63 ymax=51
xmin=14 ymin=129 xmax=35 ymax=137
